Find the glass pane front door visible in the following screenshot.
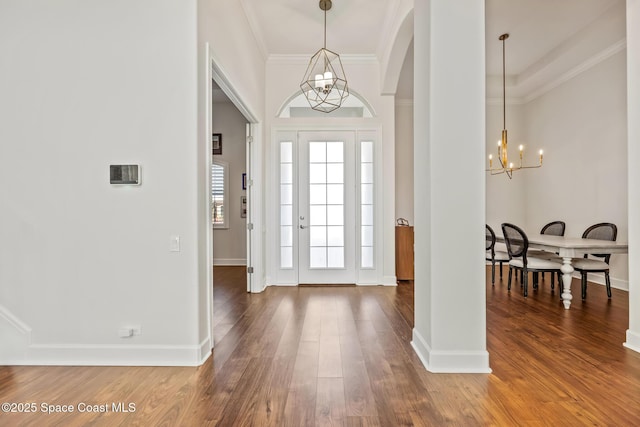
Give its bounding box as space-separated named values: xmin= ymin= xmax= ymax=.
xmin=298 ymin=132 xmax=356 ymax=283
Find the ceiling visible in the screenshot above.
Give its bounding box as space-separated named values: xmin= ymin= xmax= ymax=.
xmin=230 ymin=0 xmax=625 ymax=101
xmin=240 ymin=0 xmax=397 ymax=56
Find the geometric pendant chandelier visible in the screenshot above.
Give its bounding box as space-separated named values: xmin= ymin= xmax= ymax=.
xmin=299 ymin=0 xmax=349 ymax=113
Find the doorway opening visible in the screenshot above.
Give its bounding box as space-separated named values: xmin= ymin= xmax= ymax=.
xmin=206 ymin=54 xmax=261 ymax=352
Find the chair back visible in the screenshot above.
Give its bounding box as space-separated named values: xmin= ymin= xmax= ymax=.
xmin=486 ymin=225 xmax=496 ymax=252
xmin=541 ymin=221 xmax=565 ymax=236
xmin=582 ymin=223 xmax=617 ymax=262
xmin=501 ymin=223 xmax=529 ymax=260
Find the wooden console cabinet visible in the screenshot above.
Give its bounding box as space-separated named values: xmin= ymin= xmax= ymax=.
xmin=395 ymin=225 xmax=414 ymax=281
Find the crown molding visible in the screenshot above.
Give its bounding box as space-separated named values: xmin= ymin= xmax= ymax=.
xmin=267 ymin=53 xmax=378 ymax=65
xmin=240 ymin=0 xmax=268 ymax=61
xmin=523 ymin=38 xmax=626 ymax=103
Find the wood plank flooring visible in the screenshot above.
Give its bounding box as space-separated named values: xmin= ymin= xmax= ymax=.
xmin=1 ymin=266 xmax=640 ymax=426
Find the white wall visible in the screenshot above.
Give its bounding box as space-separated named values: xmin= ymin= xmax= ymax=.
xmin=198 ymin=0 xmax=265 ymax=122
xmin=212 ymin=102 xmax=247 ymax=265
xmin=395 ymin=102 xmax=414 ymax=224
xmin=0 ymin=0 xmax=203 ymax=364
xmin=523 ymin=50 xmax=629 ymax=287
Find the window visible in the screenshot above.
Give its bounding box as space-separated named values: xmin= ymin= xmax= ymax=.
xmin=212 ymin=160 xmax=229 ymax=229
xmin=277 ymin=92 xmax=374 ymax=118
xmin=308 ymin=140 xmax=345 ymax=269
xmin=360 ymin=140 xmax=374 ymax=268
xmin=280 ymin=142 xmax=293 ymax=268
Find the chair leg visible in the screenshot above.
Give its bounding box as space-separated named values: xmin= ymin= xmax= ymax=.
xmin=581 ymin=273 xmax=587 ymax=300
xmin=499 ymin=262 xmax=503 ymax=278
xmin=551 ymin=271 xmax=555 ymax=290
xmin=533 ymin=272 xmax=539 ymax=290
xmin=523 ymin=270 xmax=528 ymax=297
xmin=558 ymin=272 xmax=564 ymax=295
xmin=508 ymin=268 xmax=512 ymax=291
xmin=605 ymin=271 xmax=612 ymax=298
xmin=491 ymin=262 xmax=495 ymax=285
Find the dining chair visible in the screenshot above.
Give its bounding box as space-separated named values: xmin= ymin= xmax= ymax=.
xmin=528 ymin=220 xmax=566 ymax=288
xmin=501 ymin=223 xmax=563 ymax=297
xmin=486 ymin=225 xmax=510 ymax=285
xmin=573 ymin=223 xmax=617 ymax=299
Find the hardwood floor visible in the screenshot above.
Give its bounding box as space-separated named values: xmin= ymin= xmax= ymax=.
xmin=1 ymin=266 xmax=640 ymax=426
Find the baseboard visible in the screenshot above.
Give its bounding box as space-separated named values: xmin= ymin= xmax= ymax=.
xmin=382 ymin=275 xmax=398 ymax=286
xmin=213 ymin=258 xmax=246 ymax=266
xmin=411 ymin=328 xmax=432 ymax=369
xmin=198 ymin=337 xmax=212 ymax=365
xmin=0 ymin=305 xmax=32 ymax=364
xmin=624 ymin=329 xmax=640 ymax=354
xmin=571 ymin=272 xmax=628 ymax=291
xmin=0 ymin=304 xmax=32 ymax=340
xmin=411 ymin=328 xmax=492 ymax=374
xmin=2 ymin=341 xmax=210 ymax=367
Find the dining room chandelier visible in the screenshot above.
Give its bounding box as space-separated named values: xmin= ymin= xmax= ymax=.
xmin=487 ymin=33 xmax=543 ymax=179
xmin=299 ymin=0 xmax=349 ymax=113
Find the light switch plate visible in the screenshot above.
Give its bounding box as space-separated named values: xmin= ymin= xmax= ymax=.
xmin=170 ymin=235 xmax=180 ymax=252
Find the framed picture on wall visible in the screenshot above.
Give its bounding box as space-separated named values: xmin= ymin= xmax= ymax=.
xmin=212 ymin=133 xmax=222 ymax=155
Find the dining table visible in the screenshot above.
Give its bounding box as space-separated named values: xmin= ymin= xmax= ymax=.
xmin=496 ymin=233 xmax=628 ymax=309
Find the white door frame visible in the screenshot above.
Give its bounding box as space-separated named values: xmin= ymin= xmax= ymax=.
xmin=206 ymin=52 xmax=263 ymax=354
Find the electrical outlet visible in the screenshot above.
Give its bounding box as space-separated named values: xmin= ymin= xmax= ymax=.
xmin=118 ymin=325 xmax=141 ymax=338
xmin=118 ymin=328 xmax=133 ymax=338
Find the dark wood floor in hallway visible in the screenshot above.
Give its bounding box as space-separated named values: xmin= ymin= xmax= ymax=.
xmin=1 ymin=266 xmax=640 ymax=426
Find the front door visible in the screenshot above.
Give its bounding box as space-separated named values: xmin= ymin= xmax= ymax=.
xmin=297 ymin=131 xmax=356 ymax=284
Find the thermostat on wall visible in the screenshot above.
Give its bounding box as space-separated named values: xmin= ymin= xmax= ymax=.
xmin=110 ymin=164 xmax=141 ymax=185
